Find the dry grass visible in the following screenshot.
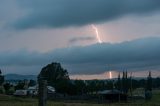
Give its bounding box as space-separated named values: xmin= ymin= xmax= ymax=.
xmin=0 ymin=89 xmax=160 ymax=106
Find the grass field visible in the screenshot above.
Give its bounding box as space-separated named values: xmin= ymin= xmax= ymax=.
xmin=0 ymin=89 xmax=160 ymax=106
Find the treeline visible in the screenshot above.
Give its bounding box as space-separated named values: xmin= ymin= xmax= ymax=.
xmin=0 ymin=79 xmax=36 ymax=95
xmin=38 ymin=62 xmax=158 ymax=96
xmin=0 ymin=62 xmax=159 ymax=96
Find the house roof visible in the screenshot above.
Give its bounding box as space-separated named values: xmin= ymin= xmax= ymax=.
xmin=98 ymin=89 xmax=121 ymax=94
xmin=27 ymin=85 xmax=55 ymax=92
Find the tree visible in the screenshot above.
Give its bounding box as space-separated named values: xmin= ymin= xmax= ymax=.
xmin=28 ymin=80 xmax=36 ymax=87
xmin=122 ymin=71 xmax=129 ymax=94
xmin=39 ymin=62 xmax=69 ymax=84
xmin=39 ymin=62 xmax=71 ymax=94
xmin=15 ymin=81 xmax=25 ymax=90
xmin=117 ymin=72 xmax=121 ymax=90
xmin=0 ymin=69 xmax=4 ymax=86
xmin=145 ymin=71 xmax=152 ymax=100
xmin=146 ymin=71 xmax=152 ymax=91
xmin=3 ymin=83 xmax=11 ymax=94
xmin=55 ymin=79 xmax=74 ymax=94
xmin=122 ymin=71 xmax=125 ymax=93
xmin=74 ymin=80 xmax=87 ymax=95
xmin=125 ymin=71 xmax=129 ymax=93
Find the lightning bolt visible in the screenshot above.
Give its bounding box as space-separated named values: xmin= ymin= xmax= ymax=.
xmin=109 ymin=71 xmax=112 ymax=79
xmin=91 ymin=24 xmax=102 ymax=43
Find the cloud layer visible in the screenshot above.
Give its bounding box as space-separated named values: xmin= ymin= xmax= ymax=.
xmin=69 ymin=36 xmax=95 ymax=43
xmin=1 ymin=37 xmax=160 ymax=74
xmin=11 ymin=0 xmax=160 ymax=29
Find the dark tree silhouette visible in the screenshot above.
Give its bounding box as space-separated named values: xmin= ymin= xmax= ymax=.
xmin=39 ymin=62 xmax=71 ymax=94
xmin=145 ymin=71 xmax=152 ymax=100
xmin=3 ymin=83 xmax=11 ymax=93
xmin=39 ymin=62 xmax=69 ymax=84
xmin=0 ymin=69 xmax=4 ymax=85
xmin=146 ymin=71 xmax=152 ymax=91
xmin=117 ymin=72 xmax=121 ymax=90
xmin=15 ymin=81 xmax=25 ymax=90
xmin=122 ymin=71 xmax=129 ymax=94
xmin=74 ymin=80 xmax=86 ymax=95
xmin=28 ymin=80 xmax=36 ymax=87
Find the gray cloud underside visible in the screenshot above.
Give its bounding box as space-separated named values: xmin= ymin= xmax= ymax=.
xmin=12 ymin=0 xmax=160 ymax=29
xmin=69 ymin=36 xmax=95 ymax=43
xmin=1 ymin=37 xmax=160 ymax=74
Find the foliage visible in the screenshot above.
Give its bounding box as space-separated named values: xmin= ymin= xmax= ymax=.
xmin=145 ymin=71 xmax=152 ymax=100
xmin=0 ymin=70 xmax=4 ymax=85
xmin=15 ymin=81 xmax=25 ymax=90
xmin=122 ymin=71 xmax=129 ymax=94
xmin=116 ymin=72 xmax=121 ymax=90
xmin=152 ymin=77 xmax=160 ymax=88
xmin=5 ymin=88 xmax=15 ymax=95
xmin=3 ymin=83 xmax=11 ymax=94
xmin=55 ymin=79 xmax=76 ymax=95
xmin=74 ymin=80 xmax=86 ymax=94
xmin=39 ymin=62 xmax=70 ymax=94
xmin=38 ymin=62 xmax=159 ymax=96
xmin=39 ymin=62 xmax=69 ymax=84
xmin=3 ymin=83 xmax=14 ymax=95
xmin=28 ymin=80 xmax=36 ymax=87
xmin=146 ymin=71 xmax=152 ymax=91
xmin=0 ymin=86 xmax=5 ymax=94
xmin=0 ymin=89 xmax=160 ymax=106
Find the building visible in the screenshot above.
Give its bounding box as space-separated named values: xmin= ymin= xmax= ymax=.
xmin=98 ymin=89 xmax=127 ymax=102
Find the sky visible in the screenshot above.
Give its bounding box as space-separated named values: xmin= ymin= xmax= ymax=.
xmin=0 ymin=0 xmax=160 ymax=79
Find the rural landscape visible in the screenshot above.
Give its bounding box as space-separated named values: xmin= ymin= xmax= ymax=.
xmin=1 ymin=0 xmax=160 ymax=106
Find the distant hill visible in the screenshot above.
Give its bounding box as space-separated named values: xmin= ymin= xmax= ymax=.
xmin=5 ymin=74 xmax=37 ymax=80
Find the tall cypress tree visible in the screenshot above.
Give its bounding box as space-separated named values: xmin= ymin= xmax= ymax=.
xmin=122 ymin=71 xmax=125 ymax=93
xmin=146 ymin=71 xmax=152 ymax=91
xmin=122 ymin=71 xmax=129 ymax=94
xmin=125 ymin=71 xmax=129 ymax=94
xmin=145 ymin=71 xmax=152 ymax=100
xmin=129 ymin=72 xmax=133 ymax=97
xmin=117 ymin=72 xmax=121 ymax=91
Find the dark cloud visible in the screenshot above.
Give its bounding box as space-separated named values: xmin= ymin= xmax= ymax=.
xmin=69 ymin=36 xmax=95 ymax=43
xmin=1 ymin=37 xmax=160 ymax=74
xmin=51 ymin=37 xmax=160 ymax=74
xmin=0 ymin=49 xmax=54 ymax=66
xmin=11 ymin=0 xmax=160 ymax=29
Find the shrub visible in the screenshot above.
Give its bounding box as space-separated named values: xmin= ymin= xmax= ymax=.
xmin=0 ymin=86 xmax=5 ymax=94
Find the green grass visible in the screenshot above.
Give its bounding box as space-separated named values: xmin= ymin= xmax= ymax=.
xmin=0 ymin=89 xmax=160 ymax=106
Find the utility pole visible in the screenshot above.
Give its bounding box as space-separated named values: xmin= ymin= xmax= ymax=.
xmin=130 ymin=72 xmax=133 ymax=102
xmin=118 ymin=72 xmax=121 ymax=103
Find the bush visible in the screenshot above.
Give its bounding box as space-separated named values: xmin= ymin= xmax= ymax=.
xmin=6 ymin=89 xmax=15 ymax=95
xmin=7 ymin=87 xmax=15 ymax=95
xmin=145 ymin=90 xmax=152 ymax=100
xmin=0 ymin=86 xmax=5 ymax=94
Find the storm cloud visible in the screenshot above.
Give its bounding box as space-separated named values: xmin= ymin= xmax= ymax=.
xmin=1 ymin=37 xmax=160 ymax=74
xmin=11 ymin=0 xmax=160 ymax=29
xmin=69 ymin=36 xmax=95 ymax=43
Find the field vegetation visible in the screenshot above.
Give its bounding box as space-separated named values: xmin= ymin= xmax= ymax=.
xmin=0 ymin=89 xmax=160 ymax=106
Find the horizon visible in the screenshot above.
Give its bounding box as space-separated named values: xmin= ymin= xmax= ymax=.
xmin=3 ymin=70 xmax=160 ymax=80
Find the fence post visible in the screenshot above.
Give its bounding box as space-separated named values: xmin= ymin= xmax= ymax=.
xmin=38 ymin=76 xmax=47 ymax=106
